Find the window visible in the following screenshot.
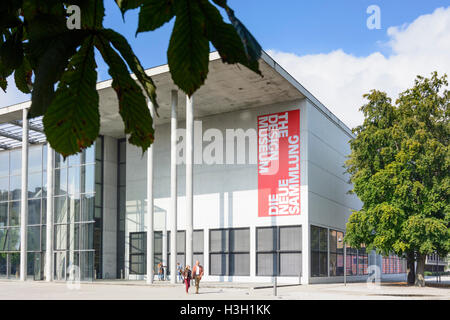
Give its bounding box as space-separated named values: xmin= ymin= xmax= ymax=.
xmin=193 ymin=230 xmax=204 ymax=266
xmin=167 ymin=230 xmax=186 ymax=274
xmin=311 ymin=225 xmax=328 ymax=277
xmin=210 ymin=228 xmax=250 ymax=276
xmin=382 ymin=255 xmax=406 ymax=274
xmin=129 ymin=232 xmax=146 ymax=275
xmin=358 ymin=246 xmax=368 ymax=275
xmin=329 ymin=229 xmax=344 ymax=276
xmin=256 ymin=226 xmax=302 ymax=276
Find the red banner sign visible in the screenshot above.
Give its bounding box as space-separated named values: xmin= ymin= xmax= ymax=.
xmin=257 ymin=109 xmax=300 ymax=217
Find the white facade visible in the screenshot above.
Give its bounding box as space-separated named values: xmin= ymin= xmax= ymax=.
xmin=124 ymin=96 xmax=363 ymax=284
xmin=0 ymin=51 xmax=407 ymax=284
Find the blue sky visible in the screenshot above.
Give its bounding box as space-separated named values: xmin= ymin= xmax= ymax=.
xmin=96 ymin=0 xmax=449 ymax=77
xmin=1 ymin=1 xmax=449 ymax=128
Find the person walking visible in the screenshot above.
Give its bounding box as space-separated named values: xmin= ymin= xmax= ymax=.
xmin=182 ymin=265 xmax=192 ymax=294
xmin=176 ymin=262 xmax=183 ymax=282
xmin=192 ymin=260 xmax=204 ymax=294
xmin=157 ymin=262 xmax=164 ymax=281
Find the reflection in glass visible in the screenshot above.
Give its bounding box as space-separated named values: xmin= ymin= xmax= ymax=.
xmin=54 ymin=251 xmax=66 ymax=280
xmin=54 ymin=153 xmax=67 ymax=168
xmin=85 ymin=144 xmax=95 ymax=164
xmin=28 ymin=146 xmax=42 ymax=173
xmin=68 ymin=166 xmax=80 ymax=195
xmin=0 ymin=252 xmax=6 ymax=277
xmin=0 ymin=152 xmax=8 ymax=177
xmin=27 ymin=226 xmax=41 ymax=251
xmin=54 ymin=168 xmax=67 ymax=195
xmin=0 ymin=177 xmax=8 ymax=201
xmin=54 ymin=224 xmax=67 ymax=250
xmin=41 ymin=198 xmax=46 ymax=225
xmin=82 ymin=195 xmax=94 ymax=222
xmin=83 ymin=164 xmax=95 ymax=194
xmin=54 ymin=196 xmax=68 ymax=224
xmin=27 ymin=199 xmax=41 ymax=225
xmin=8 ymin=228 xmax=20 ymax=251
xmin=28 ymin=172 xmax=42 ymax=198
xmin=0 ymin=229 xmax=7 ymax=250
xmin=10 ymin=253 xmax=20 ymax=277
xmin=69 ymin=152 xmax=81 ymax=167
xmin=9 ymin=202 xmax=20 ymax=226
xmin=42 ymin=144 xmax=47 ymax=170
xmin=80 ymin=223 xmax=94 ymax=250
xmin=9 ymin=175 xmax=21 ymax=200
xmin=69 ymin=196 xmax=81 ymax=222
xmin=0 ymin=203 xmax=7 ymax=227
xmin=9 ymin=150 xmax=21 ymax=175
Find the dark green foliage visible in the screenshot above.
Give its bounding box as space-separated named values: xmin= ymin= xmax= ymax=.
xmin=0 ymin=0 xmax=262 ymax=157
xmin=345 ymin=72 xmax=450 ymax=285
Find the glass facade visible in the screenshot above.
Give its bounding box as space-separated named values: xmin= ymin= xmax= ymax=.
xmin=53 ymin=137 xmax=103 ymax=281
xmin=0 ymin=138 xmax=103 ymax=281
xmin=382 ymin=255 xmax=406 ymax=274
xmin=256 ymin=225 xmax=302 ymax=276
xmin=129 ymin=232 xmax=146 ymax=275
xmin=312 ymin=225 xmax=405 ymax=277
xmin=329 ymin=229 xmax=344 ymax=276
xmin=209 ymin=228 xmax=250 ymax=276
xmin=128 ymin=230 xmax=205 ymax=276
xmin=0 ymin=145 xmax=46 ymax=279
xmin=311 ymin=225 xmax=328 ymax=277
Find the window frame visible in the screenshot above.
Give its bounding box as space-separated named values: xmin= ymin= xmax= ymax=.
xmin=256 ymin=225 xmax=302 ymax=277
xmin=129 ymin=231 xmax=146 ymax=275
xmin=209 ymin=227 xmax=250 ymax=276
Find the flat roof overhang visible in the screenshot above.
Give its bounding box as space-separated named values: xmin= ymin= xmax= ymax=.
xmin=0 ymin=51 xmax=354 ymax=148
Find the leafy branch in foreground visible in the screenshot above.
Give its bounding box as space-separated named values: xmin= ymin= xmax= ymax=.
xmin=0 ymin=0 xmax=262 ymax=157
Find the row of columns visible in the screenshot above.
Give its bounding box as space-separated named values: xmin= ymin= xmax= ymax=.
xmin=18 ymin=90 xmax=193 ymax=282
xmin=19 ymin=107 xmax=55 ymax=282
xmin=146 ymin=91 xmax=195 ymax=284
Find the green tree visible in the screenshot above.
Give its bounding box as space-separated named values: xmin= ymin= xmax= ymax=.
xmin=0 ymin=0 xmax=262 ymax=156
xmin=345 ymin=72 xmax=450 ymax=287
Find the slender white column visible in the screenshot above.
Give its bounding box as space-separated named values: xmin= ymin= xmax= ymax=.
xmin=162 ymin=213 xmax=167 ymax=280
xmin=19 ymin=108 xmax=29 ymax=281
xmin=146 ymin=100 xmax=156 ymax=284
xmin=185 ymin=95 xmax=194 ymax=269
xmin=170 ymin=90 xmax=178 ymax=284
xmin=45 ymin=145 xmax=54 ymax=281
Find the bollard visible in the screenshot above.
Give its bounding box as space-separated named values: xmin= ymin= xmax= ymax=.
xmin=273 ymin=276 xmax=277 ymax=296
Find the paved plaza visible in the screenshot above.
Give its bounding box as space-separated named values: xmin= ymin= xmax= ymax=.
xmin=0 ymin=279 xmax=448 ymax=300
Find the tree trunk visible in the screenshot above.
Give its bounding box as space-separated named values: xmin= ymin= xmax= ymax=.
xmin=415 ymin=254 xmax=426 ymax=287
xmin=406 ymin=252 xmax=415 ymax=285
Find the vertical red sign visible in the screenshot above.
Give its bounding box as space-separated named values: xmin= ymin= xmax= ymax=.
xmin=257 ymin=109 xmax=300 ymax=217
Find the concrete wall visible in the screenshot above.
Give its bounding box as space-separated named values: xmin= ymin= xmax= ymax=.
xmin=306 ymin=100 xmax=362 ymax=231
xmin=102 ymin=135 xmax=118 ymax=279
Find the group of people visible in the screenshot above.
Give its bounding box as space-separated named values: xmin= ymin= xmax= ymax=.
xmin=156 ymin=260 xmax=204 ymax=294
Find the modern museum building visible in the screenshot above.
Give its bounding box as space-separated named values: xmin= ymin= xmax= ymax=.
xmin=0 ymin=51 xmax=406 ymax=284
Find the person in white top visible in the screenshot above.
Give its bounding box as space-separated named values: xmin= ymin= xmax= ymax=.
xmin=192 ymin=260 xmax=204 ymax=294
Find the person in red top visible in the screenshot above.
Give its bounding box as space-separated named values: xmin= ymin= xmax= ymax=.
xmin=192 ymin=260 xmax=204 ymax=294
xmin=182 ymin=265 xmax=192 ymax=294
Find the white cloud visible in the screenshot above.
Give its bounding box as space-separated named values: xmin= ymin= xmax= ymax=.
xmin=268 ymin=6 xmax=450 ymax=129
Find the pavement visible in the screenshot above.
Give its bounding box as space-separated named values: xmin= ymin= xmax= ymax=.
xmin=0 ymin=278 xmax=449 ymax=300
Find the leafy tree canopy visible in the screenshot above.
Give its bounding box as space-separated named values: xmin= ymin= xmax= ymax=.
xmin=0 ymin=0 xmax=262 ymax=157
xmin=345 ymin=72 xmax=450 ymax=285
